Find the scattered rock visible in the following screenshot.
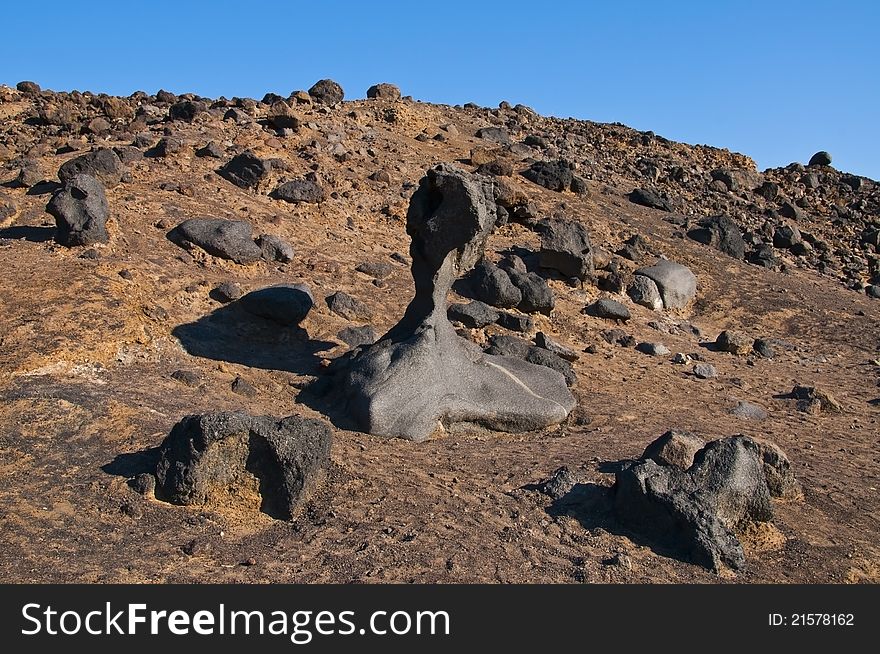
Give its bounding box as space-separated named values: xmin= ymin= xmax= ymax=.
xmin=627 ymin=275 xmax=663 ymax=310
xmin=170 ymin=370 xmax=201 ymax=388
xmin=271 ymin=174 xmax=325 ymax=203
xmin=538 ymin=466 xmax=577 ymax=500
xmin=497 ymin=311 xmax=535 ymax=333
xmin=16 ymin=80 xmax=41 ymax=94
xmin=538 ymin=218 xmax=595 ymax=281
xmin=585 ymin=299 xmax=631 ymax=321
xmin=693 ymin=363 xmax=717 ymax=379
xmin=636 ymin=342 xmax=670 ymax=356
xmin=168 ymin=218 xmax=262 ymax=264
xmin=633 ymin=260 xmax=697 ymax=310
xmin=267 ymin=100 xmax=300 ymax=130
xmin=475 ymin=127 xmax=510 ymax=144
xmin=716 ymin=330 xmax=752 ymax=355
xmin=601 ymin=329 xmax=636 ymax=347
xmin=219 ymin=151 xmax=271 ymax=189
xmin=231 ymin=376 xmax=258 ymax=397
xmin=535 ymin=332 xmax=579 ymax=362
xmin=730 ymin=401 xmax=768 ymax=421
xmin=337 ymin=325 xmax=377 ymax=348
xmin=641 ymin=430 xmax=706 ymax=468
xmin=46 ymin=174 xmax=110 ymax=246
xmin=366 ymin=83 xmax=401 ymax=100
xmin=447 ymin=301 xmax=500 ymax=328
xmin=239 ymin=284 xmax=314 ymax=326
xmin=58 ymin=148 xmax=124 ymax=187
xmin=506 ymin=267 xmax=554 ymax=315
xmin=168 ymin=100 xmax=206 ymax=122
xmin=196 ymin=141 xmax=224 ymax=158
xmin=752 ymin=338 xmax=775 ymax=358
xmin=523 ymin=160 xmax=579 ymax=192
xmin=791 ymin=384 xmax=842 ymax=414
xmin=687 ymin=215 xmax=745 ymax=259
xmin=355 ymin=261 xmax=394 ymax=278
xmin=308 ymin=79 xmax=344 ymax=105
xmin=469 ymin=260 xmax=522 ymax=308
xmin=256 ymin=233 xmax=294 ymax=263
xmin=155 ymin=411 xmax=332 ymax=519
xmin=214 ymin=281 xmax=243 ymax=302
xmin=808 ymin=151 xmax=832 ymax=167
xmin=629 ymin=187 xmax=671 ymax=211
xmin=326 ymin=291 xmax=371 ymax=321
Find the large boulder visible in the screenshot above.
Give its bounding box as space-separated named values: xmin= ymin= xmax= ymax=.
xmin=687 ymin=215 xmax=746 ymax=259
xmin=315 ymin=164 xmax=575 ymax=441
xmin=167 ymin=218 xmax=263 ymax=264
xmin=155 ymin=411 xmax=331 ymax=519
xmin=808 ymin=151 xmax=832 ymax=166
xmin=366 ymin=83 xmax=401 ymax=100
xmin=308 ymin=79 xmax=344 ymax=105
xmin=633 ymin=260 xmax=697 ymax=310
xmin=614 ymin=435 xmax=778 ymax=572
xmin=239 ymin=284 xmax=314 ymax=326
xmin=538 ymin=218 xmax=595 ymax=281
xmin=46 ymin=174 xmax=110 ymax=246
xmin=58 ymin=148 xmax=124 ymax=187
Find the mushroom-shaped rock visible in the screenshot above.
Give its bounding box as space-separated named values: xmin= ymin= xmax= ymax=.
xmin=317 ymin=164 xmax=575 ymax=441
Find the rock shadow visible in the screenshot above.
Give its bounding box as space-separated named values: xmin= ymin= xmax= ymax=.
xmin=102 ymin=446 xmax=162 ymax=491
xmin=0 ymin=225 xmax=55 ymax=242
xmin=172 ymin=301 xmax=337 ymax=374
xmin=546 ymin=481 xmax=702 ymax=568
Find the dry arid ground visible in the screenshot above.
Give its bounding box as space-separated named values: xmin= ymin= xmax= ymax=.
xmin=0 ymin=82 xmax=877 ymax=583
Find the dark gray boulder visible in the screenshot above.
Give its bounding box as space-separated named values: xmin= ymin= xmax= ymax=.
xmin=447 ymin=301 xmax=500 ymax=328
xmin=308 ymin=79 xmax=344 ymax=105
xmin=585 ymin=298 xmax=631 ymax=321
xmin=496 ymin=311 xmax=535 ymax=333
xmin=469 ymin=260 xmax=522 ymax=308
xmin=155 ymin=411 xmax=331 ymax=519
xmin=808 ymin=151 xmax=832 ymax=166
xmin=46 ymin=174 xmax=110 ymax=246
xmin=271 ymin=175 xmax=325 ymax=203
xmin=506 ymin=267 xmax=554 ymax=315
xmin=321 ymin=164 xmax=575 ymax=441
xmin=475 ymin=126 xmax=510 ymax=144
xmin=256 ymin=233 xmax=294 ymax=263
xmin=239 ymin=284 xmax=314 ymax=326
xmin=58 ymin=148 xmax=124 ymax=187
xmin=326 ymin=291 xmax=371 ymax=321
xmin=634 ymin=260 xmax=697 ymax=310
xmin=219 ymin=151 xmax=271 ymax=189
xmin=168 ymin=100 xmax=207 ymax=122
xmin=522 ymin=160 xmax=575 ymax=192
xmin=629 ymin=187 xmax=671 ymax=211
xmin=366 ymin=83 xmax=401 ymax=100
xmin=614 ymin=435 xmax=775 ymax=572
xmin=168 ymin=218 xmax=262 ymax=264
xmin=687 ymin=215 xmax=745 ymax=259
xmin=538 ymin=218 xmax=595 ymax=281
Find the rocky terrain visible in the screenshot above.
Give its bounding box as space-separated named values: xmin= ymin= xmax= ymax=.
xmin=0 ymin=79 xmax=878 ymax=583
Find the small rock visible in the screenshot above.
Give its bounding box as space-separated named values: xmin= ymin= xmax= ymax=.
xmin=171 ymin=370 xmax=201 ymax=387
xmin=808 ymin=151 xmax=832 ymax=166
xmin=752 ymin=338 xmax=774 ymax=358
xmin=271 ymin=174 xmax=325 ymax=204
xmin=716 ymin=330 xmax=752 ymax=355
xmin=326 ymin=291 xmax=371 ymax=321
xmin=337 ymin=325 xmax=377 ymax=348
xmin=693 ymin=363 xmax=717 ymax=379
xmin=601 ymin=329 xmax=636 ymax=347
xmin=633 ymin=260 xmax=697 ymax=309
xmin=535 ymin=332 xmax=579 ymax=362
xmin=730 ymin=401 xmax=768 ymax=421
xmin=447 ymin=301 xmax=499 ymax=328
xmin=585 ymin=299 xmax=631 ymax=321
xmin=355 ymin=261 xmax=394 ymax=278
xmin=629 ymin=187 xmax=671 ymax=211
xmin=636 ymin=342 xmax=670 ymax=356
xmin=231 ymin=376 xmax=258 ymax=397
xmin=469 ymin=260 xmax=522 ymax=308
xmin=538 ymin=218 xmax=595 ymax=281
xmin=497 ymin=312 xmax=535 ymax=333
xmin=642 ymin=430 xmax=706 ymax=469
xmin=196 ymin=141 xmax=224 ymax=158
xmin=218 ymin=151 xmax=270 ymax=189
xmin=538 ymin=466 xmax=577 ymax=500
xmin=214 ymin=281 xmax=243 ymax=302
xmin=627 ymin=275 xmax=663 ymax=310
xmin=791 ymin=384 xmax=842 ymax=414
xmin=256 ymin=233 xmax=294 ymax=263
xmin=239 ymin=284 xmax=314 ymax=326
xmin=131 ymin=473 xmax=155 ymax=496
xmin=168 ymin=218 xmax=262 ymax=264
xmin=366 ymin=83 xmax=401 ymax=100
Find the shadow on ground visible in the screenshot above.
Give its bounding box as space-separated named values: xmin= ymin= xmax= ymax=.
xmin=0 ymin=225 xmax=55 ymax=242
xmin=172 ymin=302 xmax=337 ymax=375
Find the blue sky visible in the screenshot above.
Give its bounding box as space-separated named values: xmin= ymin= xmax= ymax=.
xmin=3 ymin=0 xmax=878 ymax=179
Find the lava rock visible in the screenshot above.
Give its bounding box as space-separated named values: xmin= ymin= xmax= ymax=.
xmin=366 ymin=83 xmax=401 ymax=100
xmin=808 ymin=151 xmax=832 ymax=166
xmin=641 ymin=430 xmax=706 ymax=468
xmin=614 ymin=436 xmax=775 ymax=571
xmin=716 ymin=330 xmax=752 ymax=355
xmin=338 ymin=325 xmax=377 ymax=348
xmin=497 ymin=311 xmax=535 ymax=333
xmin=538 ymin=218 xmax=595 ymax=281
xmin=219 ymin=151 xmax=271 ymax=189
xmin=168 ymin=218 xmax=262 ymax=264
xmin=791 ymin=384 xmax=842 ymax=414
xmin=196 ymin=141 xmax=224 ymax=158
xmin=214 ymin=281 xmax=243 ymax=302
xmin=687 ymin=215 xmax=745 ymax=259
xmin=170 ymin=370 xmax=202 ymax=388
xmin=627 ymin=275 xmax=663 ymax=310
xmin=522 ymin=160 xmax=576 ymax=192
xmin=271 ymin=175 xmax=325 ymax=203
xmin=601 ymin=329 xmax=636 ymax=347
xmin=46 ymin=174 xmax=109 ymax=246
xmin=629 ymin=187 xmax=672 ymax=211
xmin=231 ymin=376 xmax=258 ymax=397
xmin=326 ymin=291 xmax=371 ymax=321
xmin=506 ymin=267 xmax=554 ymax=315
xmin=325 ymin=164 xmax=574 ymax=441
xmin=256 ymin=233 xmax=294 ymax=263
xmin=16 ymin=80 xmax=41 ymax=94
xmin=168 ymin=100 xmax=206 ymax=122
xmin=58 ymin=148 xmax=124 ymax=187
xmin=693 ymin=363 xmax=717 ymax=379
xmin=469 ymin=260 xmax=522 ymax=308
xmin=585 ymin=299 xmax=631 ymax=321
xmin=155 ymin=411 xmax=332 ymax=519
xmin=447 ymin=301 xmax=500 ymax=328
xmin=267 ymin=100 xmax=300 ymax=130
xmin=239 ymin=284 xmax=314 ymax=326
xmin=475 ymin=126 xmax=510 ymax=144
xmin=636 ymin=342 xmax=670 ymax=356
xmin=538 ymin=466 xmax=577 ymax=500
xmin=355 ymin=261 xmax=394 ymax=278
xmin=773 ymin=224 xmax=803 ymax=249
xmin=730 ymin=401 xmax=768 ymax=421
xmin=534 ymin=332 xmax=579 ymax=362
xmin=308 ymin=79 xmax=344 ymax=105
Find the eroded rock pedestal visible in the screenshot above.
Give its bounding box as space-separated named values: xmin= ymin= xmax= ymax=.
xmin=328 ymin=164 xmax=575 ymax=441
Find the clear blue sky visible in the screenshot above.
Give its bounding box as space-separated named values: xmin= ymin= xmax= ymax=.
xmin=3 ymin=0 xmax=878 ymax=179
